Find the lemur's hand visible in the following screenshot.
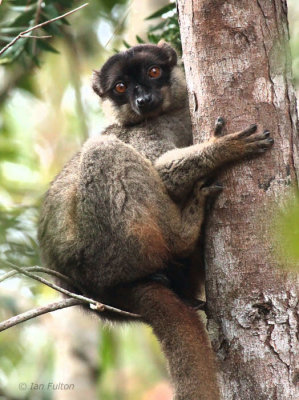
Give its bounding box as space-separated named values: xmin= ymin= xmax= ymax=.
xmin=214 ymin=117 xmax=274 ymax=157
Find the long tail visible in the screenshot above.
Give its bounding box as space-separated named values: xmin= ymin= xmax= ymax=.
xmin=128 ymin=282 xmax=220 ymax=400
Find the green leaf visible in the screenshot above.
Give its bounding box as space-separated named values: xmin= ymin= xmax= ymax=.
xmin=30 ymin=53 xmax=41 ymax=67
xmin=123 ymin=40 xmax=131 ymax=49
xmin=36 ymin=39 xmax=59 ymax=54
xmin=0 ymin=27 xmax=27 ymax=34
xmin=136 ymin=35 xmax=145 ymax=44
xmin=60 ymin=17 xmax=71 ymax=26
xmin=100 ymin=329 xmax=118 ymax=370
xmin=148 ymin=20 xmax=168 ymax=33
xmin=8 ymin=4 xmax=37 ymax=12
xmin=145 ymin=3 xmax=176 ymax=20
xmin=0 ymin=141 xmax=18 ymax=161
xmin=42 ymin=3 xmax=61 ymax=19
xmin=147 ymin=33 xmax=159 ymax=44
xmin=0 ymin=37 xmax=28 ymax=64
xmin=0 ymin=35 xmax=15 ymax=43
xmin=9 ymin=0 xmax=36 ymax=5
xmin=8 ymin=10 xmax=35 ymax=27
xmin=41 ymin=19 xmax=62 ymax=36
xmin=16 ymin=74 xmax=39 ymax=96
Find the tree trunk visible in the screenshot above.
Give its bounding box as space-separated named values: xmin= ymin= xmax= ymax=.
xmin=177 ymin=1 xmax=299 ymax=399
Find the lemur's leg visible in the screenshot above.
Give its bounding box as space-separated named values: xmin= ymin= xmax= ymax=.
xmin=77 ymin=135 xmax=223 ymax=290
xmin=171 ymin=181 xmax=222 ymax=257
xmin=155 ymin=119 xmax=274 ymax=201
xmin=75 ymin=135 xmax=177 ymax=291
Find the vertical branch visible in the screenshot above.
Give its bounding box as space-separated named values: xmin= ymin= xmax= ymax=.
xmin=177 ymin=0 xmax=299 ymax=399
xmin=32 ymin=0 xmax=44 ymax=55
xmin=63 ymin=29 xmax=88 ymax=141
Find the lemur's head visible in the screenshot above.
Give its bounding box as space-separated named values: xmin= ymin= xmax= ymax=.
xmin=92 ymin=42 xmax=187 ymax=126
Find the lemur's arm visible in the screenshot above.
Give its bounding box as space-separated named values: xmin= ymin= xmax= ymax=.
xmin=155 ymin=120 xmax=273 ymax=201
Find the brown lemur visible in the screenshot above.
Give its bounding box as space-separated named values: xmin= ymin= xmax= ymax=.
xmin=38 ymin=42 xmax=274 ymax=400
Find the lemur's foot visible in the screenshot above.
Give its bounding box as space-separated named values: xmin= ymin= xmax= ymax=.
xmin=192 ymin=182 xmax=223 ymax=208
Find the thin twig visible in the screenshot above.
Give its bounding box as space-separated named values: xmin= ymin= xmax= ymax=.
xmin=104 ymin=0 xmax=132 ymax=48
xmin=0 ymin=3 xmax=89 ymax=57
xmin=32 ymin=0 xmax=44 ymax=54
xmin=5 ymin=262 xmax=140 ymax=319
xmin=0 ymin=266 xmax=75 ymax=287
xmin=0 ymin=298 xmax=83 ymax=332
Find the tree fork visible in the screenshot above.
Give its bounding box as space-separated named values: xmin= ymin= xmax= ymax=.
xmin=177 ymin=0 xmax=299 ymax=399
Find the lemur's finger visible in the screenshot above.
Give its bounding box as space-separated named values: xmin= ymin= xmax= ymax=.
xmin=244 ymin=130 xmax=271 ymax=143
xmin=245 ymin=137 xmax=274 ymax=154
xmin=236 ymin=123 xmax=258 ymax=138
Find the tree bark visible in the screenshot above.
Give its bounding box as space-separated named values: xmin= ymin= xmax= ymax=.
xmin=177 ymin=1 xmax=299 ymax=399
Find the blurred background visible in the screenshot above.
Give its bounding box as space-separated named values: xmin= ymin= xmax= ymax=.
xmin=0 ymin=1 xmax=298 ymax=399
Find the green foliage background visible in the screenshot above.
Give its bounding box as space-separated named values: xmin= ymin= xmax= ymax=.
xmin=0 ymin=1 xmax=298 ymax=399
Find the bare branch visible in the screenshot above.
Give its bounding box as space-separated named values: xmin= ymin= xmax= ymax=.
xmin=32 ymin=0 xmax=44 ymax=54
xmin=104 ymin=0 xmax=132 ymax=48
xmin=3 ymin=262 xmax=140 ymax=319
xmin=5 ymin=261 xmax=99 ymax=303
xmin=0 ymin=298 xmax=83 ymax=332
xmin=34 ymin=0 xmax=44 ymax=25
xmin=0 ymin=266 xmax=75 ymax=286
xmin=0 ymin=3 xmax=89 ymax=57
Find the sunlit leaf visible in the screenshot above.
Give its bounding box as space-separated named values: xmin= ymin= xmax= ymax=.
xmin=100 ymin=328 xmax=118 ymax=370
xmin=0 ymin=141 xmax=18 ymax=161
xmin=8 ymin=10 xmax=35 ymax=27
xmin=8 ymin=4 xmax=37 ymax=12
xmin=0 ymin=37 xmax=28 ymax=64
xmin=148 ymin=20 xmax=168 ymax=33
xmin=0 ymin=35 xmax=15 ymax=43
xmin=9 ymin=0 xmax=36 ymax=5
xmin=145 ymin=3 xmax=176 ymax=20
xmin=0 ymin=27 xmax=27 ymax=34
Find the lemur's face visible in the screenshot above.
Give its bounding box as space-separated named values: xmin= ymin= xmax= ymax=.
xmin=92 ymin=43 xmax=182 ymax=125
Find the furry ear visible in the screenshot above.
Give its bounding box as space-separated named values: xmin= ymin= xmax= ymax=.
xmin=158 ymin=40 xmax=177 ymax=66
xmin=92 ymin=69 xmax=103 ymax=97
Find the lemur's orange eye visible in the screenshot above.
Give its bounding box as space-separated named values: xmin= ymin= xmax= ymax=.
xmin=148 ymin=66 xmax=161 ymax=79
xmin=115 ymin=82 xmax=127 ymax=93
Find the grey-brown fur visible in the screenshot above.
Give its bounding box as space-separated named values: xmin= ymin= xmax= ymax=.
xmin=38 ymin=42 xmax=273 ymax=400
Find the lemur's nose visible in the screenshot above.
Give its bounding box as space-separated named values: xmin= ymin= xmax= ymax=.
xmin=136 ymin=93 xmax=152 ymax=107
